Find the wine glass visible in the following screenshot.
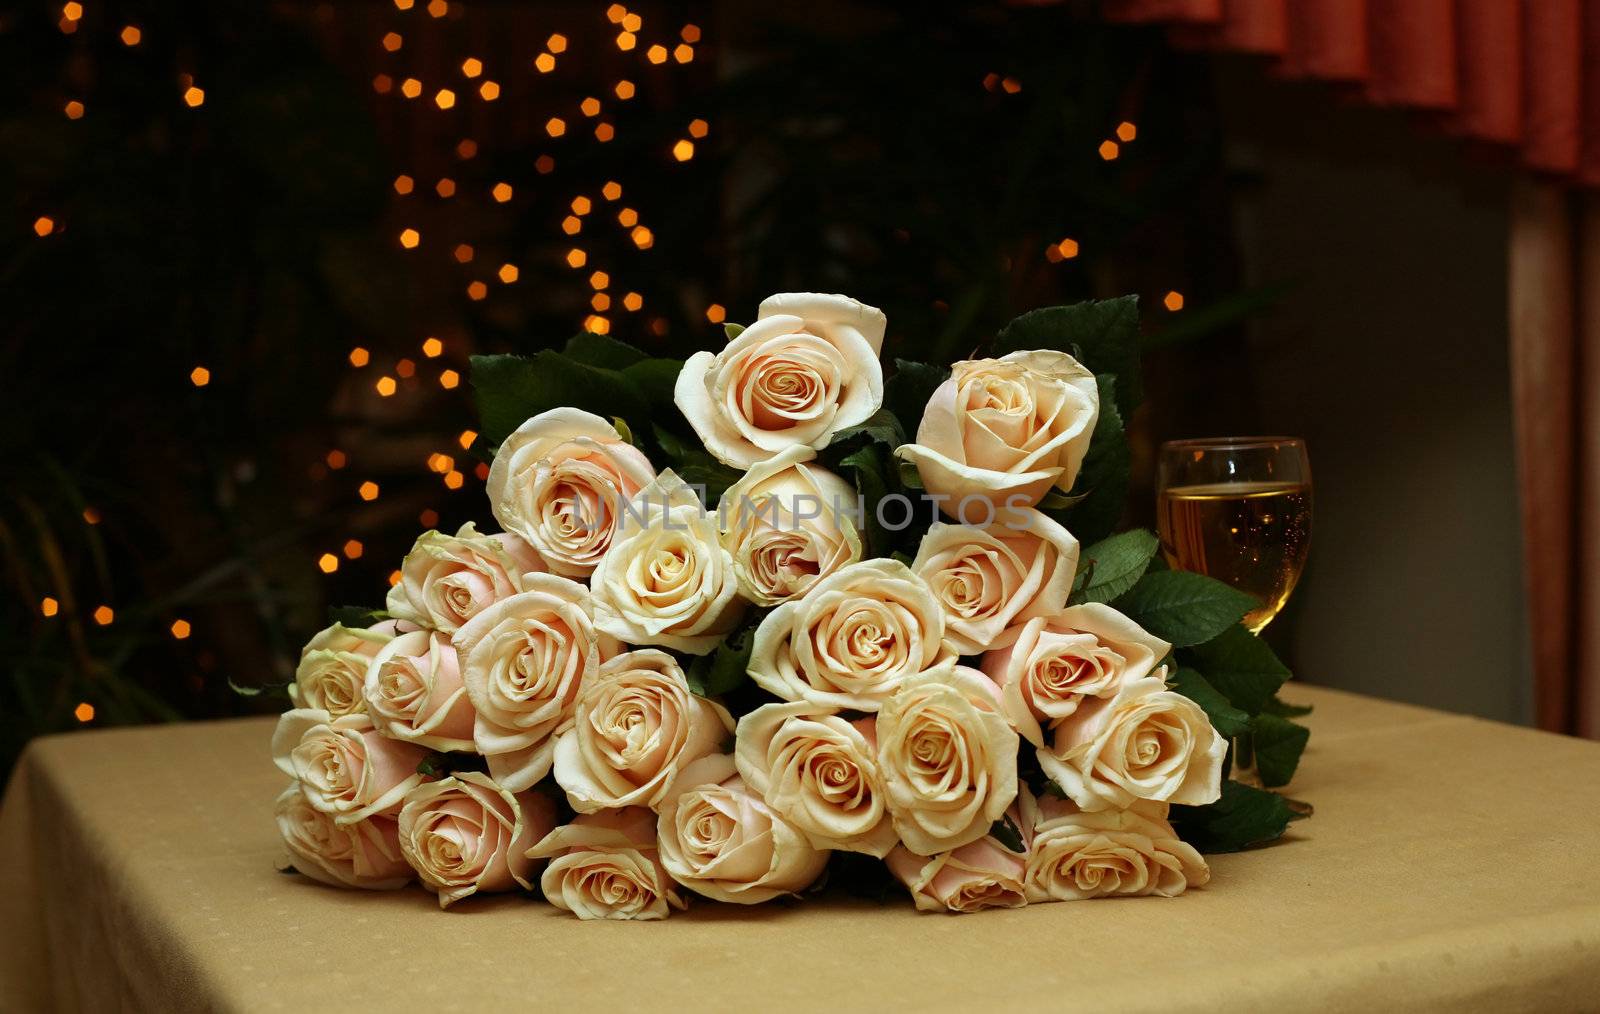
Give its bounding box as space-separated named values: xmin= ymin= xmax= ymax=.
xmin=1155 ymin=437 xmax=1312 ymax=633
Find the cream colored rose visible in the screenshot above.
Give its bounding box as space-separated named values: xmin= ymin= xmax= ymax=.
xmin=876 ymin=665 xmax=1019 ymax=855
xmin=655 ymin=754 xmax=831 ymax=904
xmin=271 ymin=709 xmax=429 ymax=824
xmin=749 ymin=558 xmax=952 ymax=711
xmin=526 ymin=807 xmax=686 ymax=920
xmin=675 ymin=292 xmax=887 ymax=468
xmin=896 ymin=351 xmax=1099 ymax=515
xmin=362 ymin=629 xmax=475 ymax=752
xmin=274 ymin=784 xmax=411 ymax=890
xmin=734 ymin=702 xmax=896 ymax=857
xmin=1042 ymin=674 xmax=1226 ymax=812
xmin=552 ymin=649 xmax=735 ymax=813
xmin=912 ymin=507 xmax=1079 ymax=654
xmin=384 ymin=522 xmax=545 ymax=634
xmin=487 ymin=407 xmax=657 ymax=578
xmin=590 ymin=471 xmax=746 ymax=654
xmin=981 ymin=603 xmax=1170 ymax=747
xmin=886 ymin=837 xmax=1027 ymax=914
xmin=1023 ymin=794 xmax=1208 ymax=901
xmin=717 ymin=446 xmax=863 ymax=606
xmin=453 ymin=575 xmax=620 ymax=792
xmin=397 ymin=771 xmax=557 ymax=909
xmin=291 ymin=620 xmax=410 ymax=717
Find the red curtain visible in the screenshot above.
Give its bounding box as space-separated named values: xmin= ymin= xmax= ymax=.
xmin=1103 ymin=0 xmax=1600 ymax=186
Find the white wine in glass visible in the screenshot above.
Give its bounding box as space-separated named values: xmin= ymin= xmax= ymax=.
xmin=1156 ymin=438 xmax=1312 ymax=633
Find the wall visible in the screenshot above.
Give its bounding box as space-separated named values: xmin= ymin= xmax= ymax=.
xmin=1213 ymin=63 xmax=1533 ymax=724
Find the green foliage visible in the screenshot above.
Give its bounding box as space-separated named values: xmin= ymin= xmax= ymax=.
xmin=1046 ymin=374 xmax=1128 ymax=544
xmin=1113 ymin=570 xmax=1256 ymax=647
xmin=1166 ymin=667 xmax=1252 ymax=738
xmin=1072 ymin=528 xmax=1159 ymax=604
xmin=994 ymin=296 xmax=1142 ymax=416
xmin=1181 ymin=624 xmax=1292 ymax=715
xmin=1251 ymin=713 xmax=1311 ymax=788
xmin=1170 ymin=780 xmax=1305 ymax=853
xmin=326 ymin=605 xmax=391 ymax=628
xmin=685 ymin=626 xmax=756 ymax=697
xmin=882 ymin=360 xmax=949 ymax=440
xmin=989 ymin=813 xmax=1027 ymax=853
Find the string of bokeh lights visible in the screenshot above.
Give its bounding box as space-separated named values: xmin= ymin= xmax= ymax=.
xmin=31 ymin=1 xmax=1185 ymax=726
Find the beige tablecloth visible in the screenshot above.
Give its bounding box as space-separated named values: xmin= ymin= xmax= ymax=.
xmin=2 ymin=685 xmax=1598 ymax=1013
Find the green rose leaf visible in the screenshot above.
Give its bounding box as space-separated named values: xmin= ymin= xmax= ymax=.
xmin=994 ymin=296 xmax=1141 ymax=417
xmin=470 ymin=352 xmax=651 ymax=448
xmin=1166 ymin=667 xmax=1252 ymax=738
xmin=828 ymin=408 xmax=906 ymax=451
xmin=989 ymin=813 xmax=1027 ymax=854
xmin=1252 ymin=712 xmax=1310 ymax=788
xmin=1073 ymin=528 xmax=1160 ymax=605
xmin=1262 ymin=693 xmax=1314 ymax=718
xmin=838 ymin=443 xmax=892 ymax=559
xmin=562 ymin=331 xmax=648 ymax=370
xmin=620 ymin=357 xmax=684 ymax=417
xmin=883 ymin=359 xmax=949 ymax=441
xmin=327 ymin=605 xmax=391 ymax=628
xmin=685 ymin=626 xmax=756 ymax=697
xmin=1113 ymin=570 xmax=1256 ymax=648
xmin=1048 ymin=373 xmax=1128 ymax=544
xmin=724 ymin=322 xmax=746 ymax=340
xmin=1170 ymin=779 xmax=1299 ymax=853
xmin=1182 ymin=625 xmax=1291 ymax=715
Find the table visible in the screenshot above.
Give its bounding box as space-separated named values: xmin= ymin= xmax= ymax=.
xmin=2 ymin=685 xmax=1598 ymax=1013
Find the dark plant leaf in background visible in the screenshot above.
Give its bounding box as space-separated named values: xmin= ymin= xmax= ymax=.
xmin=1072 ymin=527 xmax=1160 ymax=604
xmin=1170 ymin=779 xmax=1302 ymax=853
xmin=1113 ymin=568 xmax=1256 ymax=647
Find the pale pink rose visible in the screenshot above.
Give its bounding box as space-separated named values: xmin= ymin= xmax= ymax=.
xmin=748 ymin=559 xmax=953 ymax=711
xmin=734 ymin=701 xmax=897 ymax=857
xmin=397 ymin=772 xmax=558 ymax=909
xmin=364 ymin=629 xmax=477 ymax=752
xmin=526 ymin=807 xmax=686 ymax=920
xmin=291 ymin=620 xmax=413 ymax=717
xmin=886 ymin=836 xmax=1028 ymax=914
xmin=912 ymin=507 xmax=1079 ymax=654
xmin=271 ymin=709 xmax=429 ymax=824
xmin=486 ymin=407 xmax=657 ymax=578
xmin=1023 ymin=794 xmax=1209 ymax=901
xmin=552 ymin=649 xmax=735 ymax=813
xmin=717 ymin=446 xmax=863 ymax=606
xmin=274 ymin=784 xmax=411 ymax=890
xmin=896 ymin=351 xmax=1099 ymax=515
xmin=675 ymin=292 xmax=886 ymax=468
xmin=384 ymin=522 xmax=545 ymax=634
xmin=1042 ymin=675 xmax=1226 ymax=812
xmin=589 ymin=471 xmax=745 ymax=655
xmin=453 ymin=575 xmax=621 ymax=792
xmin=981 ymin=603 xmax=1170 ymax=746
xmin=655 ymin=754 xmax=831 ymax=904
xmin=876 ymin=664 xmax=1019 ymax=855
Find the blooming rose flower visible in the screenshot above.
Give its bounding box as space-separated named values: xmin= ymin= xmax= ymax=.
xmin=291 ymin=620 xmax=411 ymax=717
xmin=589 ymin=471 xmax=745 ymax=655
xmin=271 ymin=709 xmax=429 ymax=824
xmin=274 ymin=783 xmax=412 ymax=890
xmin=1023 ymin=794 xmax=1209 ymax=901
xmin=363 ymin=629 xmax=476 ymax=752
xmin=655 ymin=754 xmax=831 ymax=904
xmin=896 ymin=351 xmax=1099 ymax=515
xmin=396 ymin=772 xmax=557 ymax=909
xmin=675 ymin=292 xmax=887 ymax=468
xmin=886 ymin=836 xmax=1027 ymax=914
xmin=453 ymin=575 xmax=620 ymax=792
xmin=384 ymin=522 xmax=545 ymax=635
xmin=526 ymin=807 xmax=686 ymax=921
xmin=911 ymin=507 xmax=1079 ymax=655
xmin=717 ymin=446 xmax=863 ymax=606
xmin=749 ymin=559 xmax=953 ymax=711
xmin=552 ymin=649 xmax=735 ymax=813
xmin=981 ymin=603 xmax=1170 ymax=746
xmin=1042 ymin=674 xmax=1226 ymax=812
xmin=486 ymin=407 xmax=657 ymax=578
xmin=876 ymin=665 xmax=1019 ymax=855
xmin=734 ymin=701 xmax=897 ymax=857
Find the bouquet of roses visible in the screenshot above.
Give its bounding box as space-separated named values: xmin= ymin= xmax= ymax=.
xmin=269 ymin=292 xmax=1309 ymax=917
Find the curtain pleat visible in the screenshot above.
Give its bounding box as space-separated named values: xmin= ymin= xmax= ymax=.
xmin=1104 ymin=0 xmax=1600 ymax=185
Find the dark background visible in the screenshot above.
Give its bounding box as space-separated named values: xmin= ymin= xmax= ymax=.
xmin=8 ymin=0 xmax=1458 ymax=775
